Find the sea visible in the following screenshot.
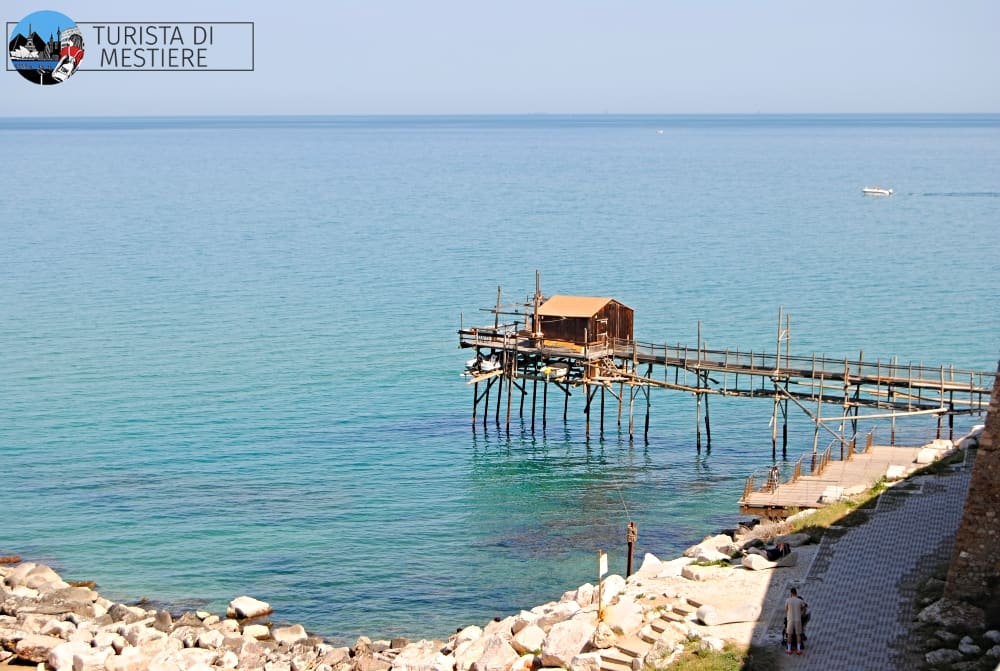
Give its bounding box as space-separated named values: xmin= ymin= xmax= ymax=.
xmin=1 ymin=114 xmax=998 ymax=645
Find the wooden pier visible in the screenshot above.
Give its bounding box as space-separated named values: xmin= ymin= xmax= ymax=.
xmin=458 ymin=277 xmax=995 ymax=459
xmin=737 ymin=433 xmax=932 ymax=517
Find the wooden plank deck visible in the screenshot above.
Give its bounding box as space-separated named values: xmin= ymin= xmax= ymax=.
xmin=739 ymin=444 xmax=924 ymax=516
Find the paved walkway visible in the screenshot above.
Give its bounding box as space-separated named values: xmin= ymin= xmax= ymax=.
xmin=766 ymin=453 xmax=974 ymax=670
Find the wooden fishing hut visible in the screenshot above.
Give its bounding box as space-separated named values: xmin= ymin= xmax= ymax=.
xmin=535 ymin=295 xmax=633 ymax=357
xmin=459 ymin=274 xmax=995 ymax=453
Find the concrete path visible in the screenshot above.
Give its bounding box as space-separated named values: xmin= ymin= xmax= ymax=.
xmin=767 ymin=453 xmax=974 ymax=670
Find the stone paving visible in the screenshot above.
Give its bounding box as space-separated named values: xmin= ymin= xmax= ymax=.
xmin=768 ymin=454 xmax=974 ymax=671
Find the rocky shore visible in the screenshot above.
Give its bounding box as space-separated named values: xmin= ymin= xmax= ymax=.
xmin=1 ymin=519 xmax=812 ymax=671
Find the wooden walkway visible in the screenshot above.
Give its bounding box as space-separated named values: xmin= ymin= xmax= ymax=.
xmin=738 ymin=444 xmax=925 ymax=517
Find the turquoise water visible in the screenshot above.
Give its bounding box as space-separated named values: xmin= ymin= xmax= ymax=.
xmin=1 ymin=114 xmax=998 ymax=644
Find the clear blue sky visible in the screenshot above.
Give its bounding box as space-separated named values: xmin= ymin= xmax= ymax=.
xmin=3 ymin=0 xmax=998 ymax=115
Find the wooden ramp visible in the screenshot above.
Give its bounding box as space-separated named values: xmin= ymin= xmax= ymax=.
xmin=739 ymin=445 xmax=924 ymax=517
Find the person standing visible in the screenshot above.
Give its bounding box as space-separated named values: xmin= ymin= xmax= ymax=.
xmin=785 ymin=587 xmax=806 ymax=655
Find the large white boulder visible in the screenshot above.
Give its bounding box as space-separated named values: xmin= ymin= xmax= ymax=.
xmin=602 ymin=596 xmax=644 ymax=635
xmin=819 ymin=486 xmax=844 ymax=502
xmin=105 ymin=647 xmax=150 ymax=671
xmin=178 ymin=647 xmax=219 ymax=668
xmin=17 ymin=634 xmax=67 ymax=664
xmin=534 ymin=601 xmax=580 ymax=630
xmin=470 ymin=635 xmax=519 ymax=671
xmin=242 ymin=624 xmax=270 ymax=640
xmin=656 ymin=556 xmax=694 ymax=578
xmin=453 ymin=635 xmax=488 ymax=671
xmin=680 ymin=564 xmax=730 ymax=581
xmin=570 ymin=651 xmax=603 ymax=671
xmin=227 ymin=596 xmax=272 ymax=620
xmin=197 ymin=628 xmax=225 ymax=649
xmin=511 ymin=624 xmax=546 ymax=656
xmin=483 ymin=615 xmax=515 ymax=640
xmin=693 ymin=547 xmax=731 ymax=563
xmin=916 ymin=447 xmax=943 ymax=464
xmin=540 ymin=618 xmax=596 ymax=668
xmin=598 ymin=575 xmax=626 ymax=605
xmin=885 ymin=464 xmax=907 ymax=480
xmin=684 ymin=534 xmax=732 ymax=557
xmin=453 ymin=625 xmax=483 ymax=647
xmin=695 ymin=603 xmax=761 ymax=626
xmin=740 ymin=552 xmax=797 ymax=571
xmin=390 ymin=640 xmax=445 ymax=671
xmin=75 ymin=646 xmax=114 ymax=671
xmin=273 ymin=624 xmax=308 ymax=646
xmin=47 ymin=640 xmax=91 ymax=671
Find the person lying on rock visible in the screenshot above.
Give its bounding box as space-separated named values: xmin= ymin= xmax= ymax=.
xmin=744 ymin=541 xmax=791 ymax=561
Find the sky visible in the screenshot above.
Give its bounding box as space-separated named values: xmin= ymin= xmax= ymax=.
xmin=3 ymin=0 xmax=999 ymax=116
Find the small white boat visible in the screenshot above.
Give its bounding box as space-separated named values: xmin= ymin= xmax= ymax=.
xmin=466 ymin=355 xmax=501 ymax=374
xmin=539 ymin=363 xmax=568 ymax=380
xmin=478 ymin=357 xmax=501 ymax=373
xmin=862 ymin=186 xmax=893 ymax=196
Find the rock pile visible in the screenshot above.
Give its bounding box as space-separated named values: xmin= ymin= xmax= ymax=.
xmin=916 ymin=598 xmax=1000 ymax=669
xmin=2 ymin=547 xmax=766 ymax=671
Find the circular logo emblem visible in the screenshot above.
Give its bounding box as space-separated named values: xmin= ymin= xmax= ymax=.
xmin=8 ymin=10 xmax=84 ymax=85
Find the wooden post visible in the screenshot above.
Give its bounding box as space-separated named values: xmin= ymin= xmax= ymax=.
xmin=703 ymin=379 xmax=711 ymax=449
xmin=696 ymin=321 xmax=702 ymax=450
xmin=563 ymin=384 xmax=570 ymax=423
xmin=812 ymin=374 xmax=823 ymax=470
xmin=483 ymin=378 xmax=491 ymax=429
xmin=600 ymin=386 xmax=605 ymax=438
xmin=782 ymin=399 xmax=789 ymax=457
xmin=495 ymin=364 xmax=503 ymax=428
xmin=618 ymin=382 xmax=624 ymax=427
xmin=644 ymin=387 xmax=651 ymax=445
xmin=584 ymin=382 xmax=591 ymax=440
xmin=472 ymin=381 xmax=479 ymax=431
xmin=519 ymin=358 xmax=526 ymax=420
xmin=531 ymin=374 xmax=537 ymax=434
xmin=771 ymin=394 xmax=779 ymax=460
xmin=506 ymin=353 xmax=513 ymax=431
xmin=626 ymin=522 xmax=638 ymax=578
xmin=628 ymin=387 xmax=635 ymax=443
xmin=542 ymin=378 xmax=548 ymax=431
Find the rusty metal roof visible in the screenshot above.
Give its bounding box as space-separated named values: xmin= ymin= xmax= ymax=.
xmin=538 ymin=295 xmax=623 ymax=317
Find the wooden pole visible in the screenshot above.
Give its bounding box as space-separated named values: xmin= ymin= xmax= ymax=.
xmin=584 ymin=382 xmax=591 ymax=440
xmin=771 ymin=394 xmax=779 ymax=460
xmin=495 ymin=366 xmax=503 ymax=428
xmin=482 ymin=378 xmax=491 ymax=429
xmin=543 ymin=378 xmax=548 ymax=432
xmin=600 ymin=386 xmax=605 ymax=438
xmin=618 ymin=382 xmax=624 ymax=427
xmin=626 ymin=521 xmax=638 ymax=578
xmin=472 ymin=381 xmax=479 ymax=431
xmin=644 ymin=387 xmax=651 ymax=445
xmin=518 ymin=357 xmax=526 ymax=420
xmin=531 ymin=374 xmax=537 ymax=434
xmin=628 ymin=387 xmax=635 ymax=443
xmin=782 ymin=399 xmax=789 ymax=457
xmin=506 ymin=353 xmax=513 ymax=432
xmin=695 ymin=321 xmax=702 ymax=451
xmin=703 ymin=378 xmax=711 ymax=449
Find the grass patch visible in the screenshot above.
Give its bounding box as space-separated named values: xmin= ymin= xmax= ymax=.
xmin=655 ymin=642 xmax=781 ymax=671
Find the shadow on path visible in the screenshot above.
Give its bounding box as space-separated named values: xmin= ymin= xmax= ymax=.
xmin=744 ymin=451 xmax=974 ymax=671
